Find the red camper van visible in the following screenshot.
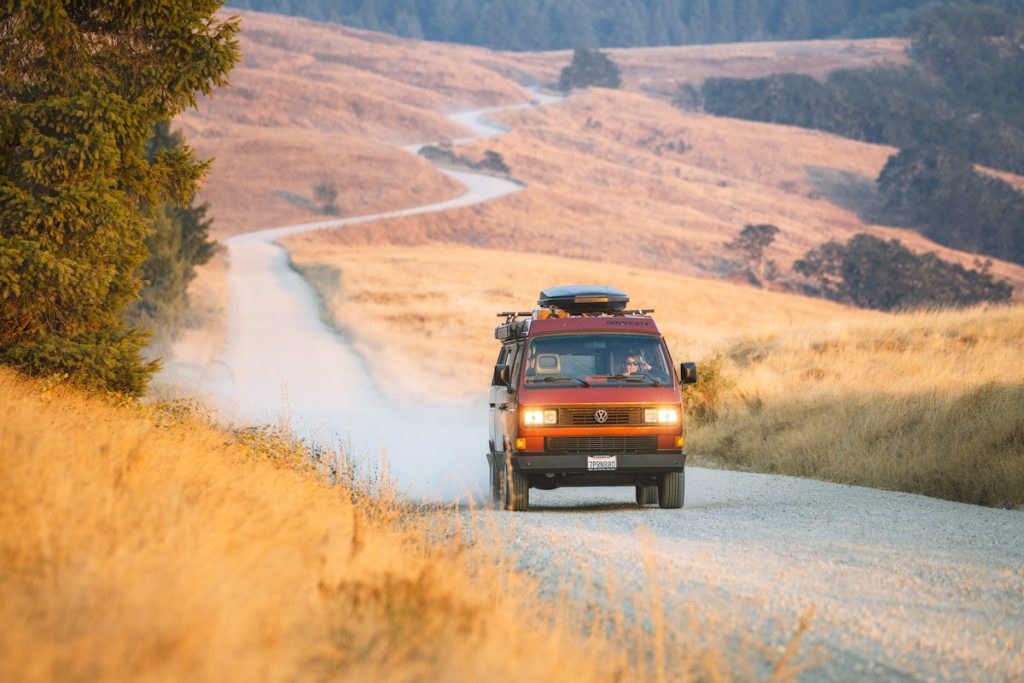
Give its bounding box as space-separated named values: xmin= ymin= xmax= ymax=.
xmin=487 ymin=285 xmax=698 ymax=511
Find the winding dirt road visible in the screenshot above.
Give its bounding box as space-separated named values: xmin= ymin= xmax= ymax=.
xmin=160 ymin=92 xmax=1024 ymax=681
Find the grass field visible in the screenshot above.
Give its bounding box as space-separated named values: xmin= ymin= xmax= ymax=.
xmin=1 ymin=368 xmax=814 ymax=681
xmin=181 ymin=10 xmax=921 ymax=250
xmin=280 ymin=241 xmax=1023 ymax=508
xmin=691 ymin=305 xmax=1024 ymax=508
xmin=300 ymin=86 xmax=1024 ymax=291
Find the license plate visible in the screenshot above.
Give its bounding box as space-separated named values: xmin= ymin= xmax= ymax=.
xmin=587 ymin=455 xmax=617 ymax=471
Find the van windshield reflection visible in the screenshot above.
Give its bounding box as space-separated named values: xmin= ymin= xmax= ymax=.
xmin=523 ymin=334 xmax=670 ymax=388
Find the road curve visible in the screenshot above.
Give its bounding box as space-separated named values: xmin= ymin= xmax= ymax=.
xmin=159 ymin=92 xmax=557 ymax=499
xmin=160 ymin=89 xmax=1024 ymax=681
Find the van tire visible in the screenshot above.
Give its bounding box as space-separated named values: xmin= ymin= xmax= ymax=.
xmin=658 ymin=470 xmax=684 ymax=509
xmin=489 ymin=457 xmax=501 ymax=509
xmin=635 ymin=485 xmax=658 ymax=505
xmin=503 ymin=463 xmax=529 ymax=512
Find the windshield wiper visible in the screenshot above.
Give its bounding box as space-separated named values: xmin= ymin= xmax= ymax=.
xmin=526 ymin=375 xmax=591 ymax=387
xmin=602 ymin=373 xmax=663 ymax=387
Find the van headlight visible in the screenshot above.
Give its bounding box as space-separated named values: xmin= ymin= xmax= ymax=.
xmin=644 ymin=407 xmax=679 ymax=424
xmin=523 ymin=408 xmax=558 ymax=426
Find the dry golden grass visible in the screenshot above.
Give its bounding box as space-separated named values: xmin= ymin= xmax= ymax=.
xmin=295 ymin=86 xmax=1024 ymax=291
xmin=180 ymin=9 xmax=534 ymax=236
xmin=280 ymin=240 xmax=1023 ymax=508
xmin=0 ymin=368 xmax=809 ymax=681
xmin=280 ymin=242 xmax=876 ymax=402
xmin=182 ymin=11 xmax=920 ymax=247
xmin=690 ymin=305 xmax=1024 ymax=508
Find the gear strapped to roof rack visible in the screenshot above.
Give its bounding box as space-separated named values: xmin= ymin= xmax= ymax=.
xmin=494 ymin=286 xmax=655 ymax=340
xmin=538 ymin=285 xmax=629 ymax=314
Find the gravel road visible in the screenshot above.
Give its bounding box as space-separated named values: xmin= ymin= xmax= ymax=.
xmin=160 ymin=89 xmax=1024 ymax=681
xmin=484 ymin=469 xmax=1024 ymax=682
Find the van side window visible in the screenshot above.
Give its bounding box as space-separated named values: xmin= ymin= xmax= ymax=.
xmin=509 ymin=343 xmax=522 ymax=386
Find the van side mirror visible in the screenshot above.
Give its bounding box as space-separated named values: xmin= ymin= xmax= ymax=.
xmin=492 ymin=363 xmax=510 ymax=387
xmin=680 ymin=361 xmax=698 ymax=385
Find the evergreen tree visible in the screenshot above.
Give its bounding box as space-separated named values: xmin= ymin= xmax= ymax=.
xmin=0 ymin=1 xmax=240 ymax=395
xmin=127 ymin=121 xmax=218 ymax=341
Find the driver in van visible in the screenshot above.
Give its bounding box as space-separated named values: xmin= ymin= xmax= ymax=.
xmin=620 ymin=353 xmax=652 ymax=376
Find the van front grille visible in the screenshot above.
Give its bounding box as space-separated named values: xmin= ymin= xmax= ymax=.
xmin=545 ymin=436 xmax=656 ymax=454
xmin=558 ymin=407 xmax=641 ymax=426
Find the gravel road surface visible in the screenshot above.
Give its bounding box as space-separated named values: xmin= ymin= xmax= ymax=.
xmin=486 ymin=469 xmax=1023 ymax=682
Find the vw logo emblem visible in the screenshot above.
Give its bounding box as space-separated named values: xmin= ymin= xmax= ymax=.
xmin=593 ymin=409 xmax=609 ymax=424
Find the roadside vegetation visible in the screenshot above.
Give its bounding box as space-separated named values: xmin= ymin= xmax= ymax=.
xmin=688 ymin=305 xmax=1024 ymax=509
xmin=0 ymin=367 xmax=812 ymax=681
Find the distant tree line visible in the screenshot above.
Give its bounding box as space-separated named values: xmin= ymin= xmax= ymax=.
xmin=702 ymin=4 xmax=1024 ymax=174
xmin=878 ymin=147 xmax=1024 ymax=266
xmin=794 ymin=234 xmax=1012 ymax=310
xmin=226 ymin=0 xmax=1011 ymax=49
xmin=723 ymin=224 xmax=1013 ymax=310
xmin=702 ymin=3 xmax=1024 ymax=267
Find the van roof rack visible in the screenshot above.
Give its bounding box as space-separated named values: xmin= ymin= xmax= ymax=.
xmin=539 ymin=285 xmax=629 ymax=314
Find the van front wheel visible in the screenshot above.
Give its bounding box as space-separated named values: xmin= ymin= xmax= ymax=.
xmin=657 ymin=470 xmax=684 ymax=509
xmin=489 ymin=457 xmax=501 ymax=509
xmin=502 ymin=463 xmax=529 ymax=512
xmin=635 ymin=485 xmax=658 ymax=505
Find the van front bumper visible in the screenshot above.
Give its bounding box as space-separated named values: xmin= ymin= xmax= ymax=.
xmin=513 ymin=451 xmax=686 ymax=473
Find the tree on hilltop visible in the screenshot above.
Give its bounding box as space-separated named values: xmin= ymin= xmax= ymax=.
xmin=726 ymin=223 xmax=780 ymax=286
xmin=0 ymin=1 xmax=240 ymax=395
xmin=559 ymin=48 xmax=622 ymax=91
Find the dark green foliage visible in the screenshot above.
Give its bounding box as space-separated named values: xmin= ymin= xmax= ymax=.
xmin=794 ymin=234 xmax=1013 ymax=310
xmin=127 ymin=121 xmax=218 ymax=341
xmin=725 ymin=223 xmax=780 ymax=286
xmin=417 ymin=146 xmax=511 ymax=175
xmin=313 ymin=180 xmax=341 ymax=215
xmin=878 ymin=147 xmax=1024 ymax=265
xmin=559 ymin=48 xmax=621 ymax=91
xmin=0 ymin=2 xmax=240 ymax=395
xmin=480 ymin=150 xmax=510 ymax=174
xmin=701 ymin=4 xmax=1024 ymax=174
xmin=227 ymin=0 xmax=968 ymax=50
xmin=682 ymin=353 xmax=733 ymax=425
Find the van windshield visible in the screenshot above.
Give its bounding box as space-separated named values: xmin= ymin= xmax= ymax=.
xmin=523 ymin=334 xmax=671 ymax=388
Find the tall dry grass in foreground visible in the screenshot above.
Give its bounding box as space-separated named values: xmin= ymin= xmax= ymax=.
xmin=691 ymin=305 xmax=1024 ymax=508
xmin=0 ymin=368 xmax=806 ymax=681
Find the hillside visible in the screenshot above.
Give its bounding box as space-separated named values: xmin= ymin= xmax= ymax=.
xmin=182 ymin=10 xmax=907 ymax=236
xmin=290 ymin=86 xmax=1024 ymax=290
xmin=178 ymin=10 xmax=532 ymax=235
xmin=173 ymin=9 xmax=1024 ymax=401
